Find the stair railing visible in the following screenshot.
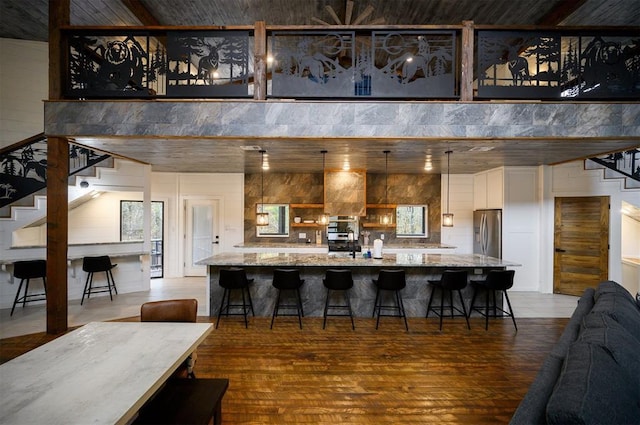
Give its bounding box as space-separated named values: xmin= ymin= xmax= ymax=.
xmin=0 ymin=134 xmax=110 ymax=208
xmin=589 ymin=148 xmax=640 ymax=183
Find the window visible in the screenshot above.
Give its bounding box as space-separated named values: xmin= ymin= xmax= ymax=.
xmin=256 ymin=204 xmax=290 ymax=237
xmin=395 ymin=205 xmax=428 ymax=237
xmin=120 ymin=200 xmax=163 ymax=241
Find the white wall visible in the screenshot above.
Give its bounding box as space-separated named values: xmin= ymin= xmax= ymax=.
xmin=441 ymin=174 xmax=474 ymax=253
xmin=151 ymin=172 xmax=244 ymax=278
xmin=621 ymin=213 xmax=640 ymax=258
xmin=540 ymin=161 xmax=640 ymax=293
xmin=503 ymin=167 xmax=541 ymax=291
xmin=0 ymin=38 xmax=48 ymax=148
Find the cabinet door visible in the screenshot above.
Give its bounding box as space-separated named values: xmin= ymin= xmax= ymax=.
xmin=486 ymin=168 xmax=504 ymax=209
xmin=473 ymin=173 xmax=487 ymax=210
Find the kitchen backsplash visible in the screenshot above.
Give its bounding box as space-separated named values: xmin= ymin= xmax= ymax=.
xmin=244 ymin=172 xmax=441 ymax=244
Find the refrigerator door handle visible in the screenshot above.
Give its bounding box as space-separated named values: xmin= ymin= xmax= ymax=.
xmin=481 ymin=213 xmax=488 ymax=255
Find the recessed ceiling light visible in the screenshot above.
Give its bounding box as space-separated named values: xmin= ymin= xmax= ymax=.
xmin=468 ymin=146 xmax=494 ymax=152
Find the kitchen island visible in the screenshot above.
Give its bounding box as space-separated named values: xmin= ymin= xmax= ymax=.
xmin=200 ymin=252 xmax=519 ymax=319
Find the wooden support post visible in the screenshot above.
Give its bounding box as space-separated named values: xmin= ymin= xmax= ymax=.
xmin=46 ymin=137 xmax=69 ymax=334
xmin=460 ymin=20 xmax=474 ymax=102
xmin=254 ymin=21 xmax=267 ymax=101
xmin=47 ymin=0 xmax=70 ymax=334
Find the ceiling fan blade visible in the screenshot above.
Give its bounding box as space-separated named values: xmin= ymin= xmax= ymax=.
xmin=325 ymin=5 xmax=342 ymax=25
xmin=345 ymin=1 xmax=354 ymax=25
xmin=311 ymin=16 xmax=331 ymax=25
xmin=352 ymin=4 xmax=374 ymax=25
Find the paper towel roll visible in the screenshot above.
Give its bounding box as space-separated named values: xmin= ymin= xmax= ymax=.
xmin=373 ymin=238 xmax=383 ymax=259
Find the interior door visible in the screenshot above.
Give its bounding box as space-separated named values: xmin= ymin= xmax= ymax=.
xmin=554 ymin=196 xmax=609 ymax=296
xmin=184 ymin=199 xmax=220 ymax=276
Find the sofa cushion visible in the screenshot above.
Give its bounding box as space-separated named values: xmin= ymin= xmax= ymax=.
xmin=549 ymin=288 xmax=595 ymax=358
xmin=545 ymin=341 xmax=640 ymax=425
xmin=595 ymin=280 xmax=636 ymax=304
xmin=588 ymin=290 xmax=640 ymax=343
xmin=577 ymin=318 xmax=640 ymax=370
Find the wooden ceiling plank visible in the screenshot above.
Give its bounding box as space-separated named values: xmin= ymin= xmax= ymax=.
xmin=537 ymin=0 xmax=587 ymax=25
xmin=120 ymin=0 xmax=161 ymax=26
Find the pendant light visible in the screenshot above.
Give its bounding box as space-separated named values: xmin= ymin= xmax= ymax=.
xmin=381 ymin=150 xmax=394 ymax=225
xmin=256 ymin=150 xmax=269 ymax=226
xmin=318 ymin=150 xmax=330 ymax=226
xmin=442 ymin=150 xmax=454 ymax=227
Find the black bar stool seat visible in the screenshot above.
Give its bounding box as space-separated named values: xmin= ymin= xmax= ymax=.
xmin=216 ymin=268 xmax=255 ymax=328
xmin=270 ymin=269 xmax=305 ymax=329
xmin=468 ymin=269 xmax=517 ymax=331
xmin=426 ymin=269 xmax=470 ymax=330
xmin=10 ymin=260 xmax=47 ymax=316
xmin=322 ymin=269 xmax=355 ymax=330
xmin=81 ymin=255 xmax=118 ymax=305
xmin=372 ymin=269 xmax=408 ymax=331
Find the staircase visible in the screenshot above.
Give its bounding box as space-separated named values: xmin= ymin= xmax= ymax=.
xmin=1 ymin=134 xmax=111 ymax=217
xmin=585 ymin=148 xmax=640 ymax=190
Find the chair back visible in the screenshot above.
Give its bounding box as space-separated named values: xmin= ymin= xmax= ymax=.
xmin=440 ymin=270 xmax=468 ymax=290
xmin=82 ymin=256 xmax=114 ymax=273
xmin=219 ymin=268 xmax=250 ymax=289
xmin=141 ymin=299 xmax=198 ymax=322
xmin=323 ymin=269 xmax=354 ymax=290
xmin=272 ymin=269 xmax=303 ymax=290
xmin=376 ymin=269 xmax=406 ymax=290
xmin=484 ymin=270 xmax=515 ymax=290
xmin=13 ymin=260 xmax=46 ymax=279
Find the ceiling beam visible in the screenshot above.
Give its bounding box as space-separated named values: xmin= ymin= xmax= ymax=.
xmin=120 ymin=0 xmax=162 ymax=26
xmin=536 ymin=0 xmax=587 ymax=25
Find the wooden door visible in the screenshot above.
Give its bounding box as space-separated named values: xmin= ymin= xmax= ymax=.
xmin=554 ymin=196 xmax=609 ymax=296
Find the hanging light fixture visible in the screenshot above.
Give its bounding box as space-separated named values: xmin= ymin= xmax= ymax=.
xmin=318 ymin=150 xmax=330 ymax=226
xmin=381 ymin=150 xmax=394 ymax=225
xmin=256 ymin=150 xmax=269 ymax=226
xmin=442 ymin=150 xmax=454 ymax=227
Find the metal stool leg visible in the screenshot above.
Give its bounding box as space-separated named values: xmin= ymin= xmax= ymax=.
xmin=10 ymin=279 xmax=26 ymax=316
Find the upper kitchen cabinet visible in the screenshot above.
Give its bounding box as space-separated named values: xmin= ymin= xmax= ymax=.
xmin=474 ymin=168 xmax=504 ymax=210
xmin=324 ymin=170 xmax=367 ymax=217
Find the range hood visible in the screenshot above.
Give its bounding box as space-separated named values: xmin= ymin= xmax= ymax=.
xmin=324 ymin=169 xmax=366 ymax=217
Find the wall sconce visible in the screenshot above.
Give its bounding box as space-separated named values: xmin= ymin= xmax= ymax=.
xmin=256 ymin=150 xmax=269 ymax=226
xmin=318 ymin=150 xmax=330 ymax=225
xmin=442 ymin=150 xmax=454 ymax=227
xmin=380 ymin=150 xmax=394 ymax=225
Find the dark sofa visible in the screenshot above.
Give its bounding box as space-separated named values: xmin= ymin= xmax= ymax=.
xmin=509 ymin=281 xmax=640 ymax=425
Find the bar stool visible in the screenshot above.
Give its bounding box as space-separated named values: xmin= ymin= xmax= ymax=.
xmin=10 ymin=260 xmax=47 ymax=316
xmin=81 ymin=255 xmax=118 ymax=305
xmin=322 ymin=269 xmax=355 ymax=330
xmin=216 ymin=268 xmax=255 ymax=328
xmin=426 ymin=270 xmax=470 ymax=330
xmin=372 ymin=269 xmax=408 ymax=331
xmin=270 ymin=269 xmax=305 ymax=329
xmin=468 ymin=269 xmax=517 ymax=331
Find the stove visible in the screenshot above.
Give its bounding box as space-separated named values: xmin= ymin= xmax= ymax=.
xmin=328 ymin=240 xmax=362 ymax=252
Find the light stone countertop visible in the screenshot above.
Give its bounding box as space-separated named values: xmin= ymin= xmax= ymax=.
xmin=199 ymin=252 xmax=519 ymax=268
xmin=235 ymin=242 xmax=454 ymax=249
xmin=0 ymin=321 xmax=213 ymax=425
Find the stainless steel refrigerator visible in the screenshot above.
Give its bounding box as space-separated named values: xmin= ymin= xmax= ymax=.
xmin=473 ymin=209 xmax=502 ymax=258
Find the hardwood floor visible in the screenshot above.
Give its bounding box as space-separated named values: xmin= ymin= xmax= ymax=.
xmin=0 ymin=316 xmax=568 ymax=424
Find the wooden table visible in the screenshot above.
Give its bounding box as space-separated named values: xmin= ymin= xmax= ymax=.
xmin=0 ymin=321 xmax=213 ymax=425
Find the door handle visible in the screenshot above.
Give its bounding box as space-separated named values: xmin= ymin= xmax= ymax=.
xmin=555 ymin=248 xmax=566 ymax=253
xmin=212 ymin=241 xmax=219 ymax=244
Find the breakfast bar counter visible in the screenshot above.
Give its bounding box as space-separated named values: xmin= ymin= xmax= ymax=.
xmin=200 ymin=253 xmax=519 ymax=318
